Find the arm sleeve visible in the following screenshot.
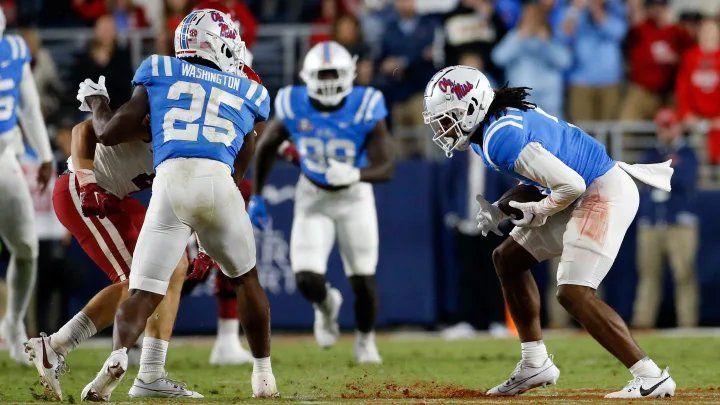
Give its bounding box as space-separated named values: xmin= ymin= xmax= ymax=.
xmin=675 ymin=55 xmax=691 ymax=118
xmin=17 ymin=63 xmax=52 ymax=162
xmin=131 ymin=55 xmax=155 ymax=87
xmin=254 ymin=84 xmax=270 ymax=122
xmin=540 ymin=40 xmax=572 ymax=70
xmin=597 ymin=9 xmax=627 ymax=41
xmin=491 ymin=32 xmax=522 ymax=67
xmin=364 ymin=88 xmax=388 ymax=123
xmin=513 ymin=142 xmax=586 ymax=216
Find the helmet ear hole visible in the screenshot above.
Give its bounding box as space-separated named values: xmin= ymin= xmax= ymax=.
xmin=467 ymin=103 xmax=475 ymax=116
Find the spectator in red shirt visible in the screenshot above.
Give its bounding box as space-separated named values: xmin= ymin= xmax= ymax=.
xmin=676 ymin=19 xmax=720 ymax=164
xmin=620 ymin=0 xmax=694 ymax=122
xmin=109 ymin=0 xmax=149 ymax=34
xmin=72 ymin=0 xmax=107 ymax=24
xmin=310 ymin=0 xmax=345 ymax=46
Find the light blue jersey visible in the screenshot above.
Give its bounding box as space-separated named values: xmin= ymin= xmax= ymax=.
xmin=471 ymin=107 xmax=615 ymax=188
xmin=0 ymin=35 xmax=30 ymax=135
xmin=274 ymin=85 xmax=387 ymax=186
xmin=132 ymin=55 xmax=270 ymax=170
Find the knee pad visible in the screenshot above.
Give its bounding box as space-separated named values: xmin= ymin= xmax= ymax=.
xmin=295 ymin=271 xmax=327 ymax=303
xmin=349 ymin=275 xmax=378 ymax=332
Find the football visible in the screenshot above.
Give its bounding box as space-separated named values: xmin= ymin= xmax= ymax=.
xmin=496 ymin=184 xmax=545 ymax=219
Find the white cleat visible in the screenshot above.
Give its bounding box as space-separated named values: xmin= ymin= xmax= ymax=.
xmin=1 ymin=318 xmax=31 ymax=366
xmin=25 ymin=333 xmax=67 ymax=400
xmin=487 ymin=357 xmax=560 ymax=396
xmin=605 ymin=368 xmax=676 ymax=399
xmin=354 ymin=331 xmax=382 ymax=364
xmin=313 ymin=287 xmax=342 ymax=348
xmin=210 ymin=336 xmax=253 ymax=365
xmin=129 ymin=375 xmax=204 ymax=398
xmin=81 ymin=348 xmax=128 ymax=402
xmin=251 ymin=372 xmax=279 ymax=398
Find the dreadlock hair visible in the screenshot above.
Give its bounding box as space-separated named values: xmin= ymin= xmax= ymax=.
xmin=470 ymin=83 xmax=535 ymax=144
xmin=484 ymin=83 xmax=536 ymax=123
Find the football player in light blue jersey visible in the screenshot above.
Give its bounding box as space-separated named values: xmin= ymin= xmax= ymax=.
xmin=0 ymin=7 xmax=54 ymax=365
xmin=423 ymin=66 xmax=676 ymax=399
xmin=77 ymin=9 xmax=277 ymax=400
xmin=251 ymin=41 xmax=393 ymax=364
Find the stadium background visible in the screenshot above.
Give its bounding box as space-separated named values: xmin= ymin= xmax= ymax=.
xmin=1 ymin=0 xmax=720 ymax=337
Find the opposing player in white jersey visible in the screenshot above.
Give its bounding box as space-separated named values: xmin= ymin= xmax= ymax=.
xmin=251 ymin=41 xmax=394 ymax=363
xmin=24 ymin=118 xmax=202 ymax=400
xmin=0 ymin=7 xmax=54 ymax=365
xmin=78 ymin=9 xmax=277 ymax=399
xmin=423 ymin=66 xmax=676 ymax=398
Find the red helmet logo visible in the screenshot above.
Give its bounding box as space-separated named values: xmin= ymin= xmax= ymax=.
xmin=438 ymin=78 xmax=474 ymax=100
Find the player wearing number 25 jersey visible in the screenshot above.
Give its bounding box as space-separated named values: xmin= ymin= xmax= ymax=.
xmin=80 ymin=8 xmax=277 ymax=400
xmin=251 ymin=41 xmax=394 ymax=364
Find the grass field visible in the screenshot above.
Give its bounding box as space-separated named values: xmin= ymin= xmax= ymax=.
xmin=1 ymin=331 xmax=719 ymax=403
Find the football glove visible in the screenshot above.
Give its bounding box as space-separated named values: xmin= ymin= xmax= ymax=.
xmin=509 ymin=200 xmax=548 ymax=228
xmin=79 ymin=182 xmax=121 ymax=218
xmin=186 ymin=251 xmax=220 ymax=282
xmin=77 ymin=75 xmax=109 ymax=112
xmin=325 ymin=159 xmax=360 ymax=187
xmin=475 ymin=194 xmax=506 ymax=237
xmin=248 ymin=195 xmax=270 ymax=230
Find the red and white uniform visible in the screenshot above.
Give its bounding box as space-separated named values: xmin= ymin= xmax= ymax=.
xmin=52 ymin=140 xmax=154 ymax=282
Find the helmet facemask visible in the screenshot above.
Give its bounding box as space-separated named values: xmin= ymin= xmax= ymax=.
xmin=301 ymin=56 xmax=357 ymax=106
xmin=424 ymin=105 xmax=471 ymax=158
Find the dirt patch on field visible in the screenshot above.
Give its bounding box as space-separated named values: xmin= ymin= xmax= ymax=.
xmin=341 ymin=383 xmax=720 ymax=403
xmin=342 ymin=381 xmax=489 ymax=399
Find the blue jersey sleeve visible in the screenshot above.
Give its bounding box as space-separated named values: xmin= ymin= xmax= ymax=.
xmin=273 ymin=85 xmax=295 ymax=123
xmin=132 ymin=55 xmax=155 ymax=87
xmin=13 ymin=36 xmax=31 ymax=64
xmin=253 ymin=84 xmax=270 ymax=122
xmin=485 ymin=121 xmax=527 ymax=171
xmin=366 ymin=88 xmax=388 ymax=123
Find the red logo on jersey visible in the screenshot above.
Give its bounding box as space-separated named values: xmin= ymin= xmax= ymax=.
xmin=438 ymin=78 xmax=474 ymax=100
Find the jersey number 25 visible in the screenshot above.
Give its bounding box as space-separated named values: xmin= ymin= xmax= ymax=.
xmin=163 ymin=81 xmax=243 ymax=146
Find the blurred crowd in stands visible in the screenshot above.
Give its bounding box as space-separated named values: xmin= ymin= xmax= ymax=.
xmin=1 ymin=0 xmax=717 ymax=161
xmin=1 ymin=0 xmax=719 ymax=333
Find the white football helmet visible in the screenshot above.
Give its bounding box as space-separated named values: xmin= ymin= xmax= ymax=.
xmin=0 ymin=7 xmax=5 ymax=38
xmin=174 ymin=9 xmax=246 ymax=75
xmin=300 ymin=41 xmax=357 ymax=106
xmin=423 ymin=65 xmax=495 ymax=157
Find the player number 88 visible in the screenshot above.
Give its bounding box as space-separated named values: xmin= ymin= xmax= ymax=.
xmin=298 ymin=137 xmax=356 ymax=173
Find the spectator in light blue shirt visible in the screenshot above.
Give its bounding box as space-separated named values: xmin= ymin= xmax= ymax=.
xmin=492 ymin=3 xmax=571 ymax=118
xmin=556 ymin=0 xmax=627 ymax=121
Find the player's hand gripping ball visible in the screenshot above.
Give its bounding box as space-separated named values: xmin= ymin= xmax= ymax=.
xmin=475 ymin=194 xmax=506 ymax=237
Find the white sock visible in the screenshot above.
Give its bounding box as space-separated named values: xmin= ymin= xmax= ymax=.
xmin=318 ymin=284 xmax=334 ymax=312
xmin=137 ymin=337 xmax=168 ymax=382
xmin=50 ymin=312 xmax=97 ymax=357
xmin=521 ymin=340 xmax=549 ymax=367
xmin=217 ymin=318 xmax=239 ymax=338
xmin=356 ymin=330 xmax=375 ymax=343
xmin=629 ymin=357 xmax=662 ymax=378
xmin=253 ymin=357 xmax=272 ymax=374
